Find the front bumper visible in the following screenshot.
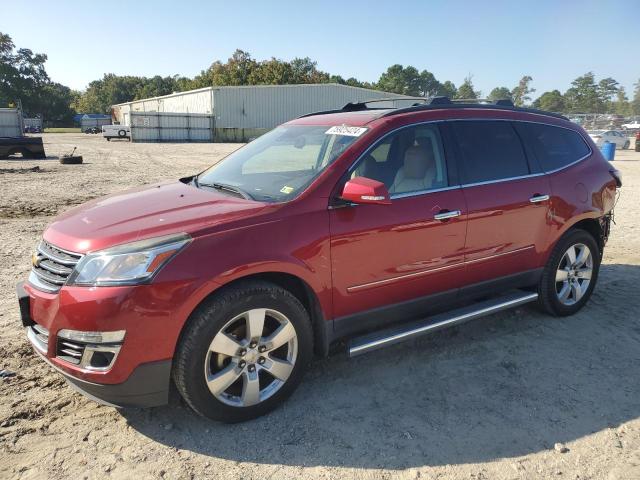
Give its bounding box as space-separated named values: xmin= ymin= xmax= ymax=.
xmin=17 ymin=281 xmax=175 ymax=407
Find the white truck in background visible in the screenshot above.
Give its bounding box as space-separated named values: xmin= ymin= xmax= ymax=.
xmin=102 ymin=125 xmax=131 ymax=141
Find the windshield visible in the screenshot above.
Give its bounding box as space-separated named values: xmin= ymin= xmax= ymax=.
xmin=196 ymin=125 xmax=365 ymax=202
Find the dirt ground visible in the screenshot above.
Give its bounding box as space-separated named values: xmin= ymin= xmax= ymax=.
xmin=1 ymin=133 xmax=639 ymax=480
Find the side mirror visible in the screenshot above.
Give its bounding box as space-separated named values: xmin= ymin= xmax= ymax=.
xmin=340 ymin=177 xmax=391 ymax=205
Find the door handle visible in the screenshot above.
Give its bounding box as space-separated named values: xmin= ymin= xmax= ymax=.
xmin=529 ymin=194 xmax=550 ymax=203
xmin=434 ymin=210 xmax=462 ymax=221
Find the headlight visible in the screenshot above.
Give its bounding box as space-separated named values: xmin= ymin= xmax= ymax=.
xmin=67 ymin=233 xmax=191 ymax=286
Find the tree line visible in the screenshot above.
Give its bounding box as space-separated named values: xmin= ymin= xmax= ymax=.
xmin=1 ymin=32 xmax=639 ymax=126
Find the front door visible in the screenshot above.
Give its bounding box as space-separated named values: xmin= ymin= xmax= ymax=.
xmin=329 ymin=123 xmax=468 ymax=334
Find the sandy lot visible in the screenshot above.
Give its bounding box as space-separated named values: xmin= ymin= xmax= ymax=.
xmin=1 ymin=133 xmax=639 ymax=480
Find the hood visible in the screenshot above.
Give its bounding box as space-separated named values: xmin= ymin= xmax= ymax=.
xmin=44 ymin=181 xmax=271 ymax=253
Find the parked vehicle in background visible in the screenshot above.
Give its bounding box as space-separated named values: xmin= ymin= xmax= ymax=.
xmin=622 ymin=120 xmax=640 ymax=132
xmin=588 ymin=130 xmax=630 ymax=149
xmin=102 ymin=125 xmax=131 ymax=141
xmin=18 ymin=97 xmax=619 ymax=422
xmin=635 ymin=131 xmax=640 ymax=152
xmin=23 ymin=117 xmax=43 ymax=133
xmin=0 ymin=137 xmax=46 ymax=159
xmin=84 ymin=127 xmax=101 ymax=134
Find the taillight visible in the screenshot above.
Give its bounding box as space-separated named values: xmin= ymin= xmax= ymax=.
xmin=636 ymin=132 xmax=640 ymax=140
xmin=609 ymin=168 xmax=622 ymax=188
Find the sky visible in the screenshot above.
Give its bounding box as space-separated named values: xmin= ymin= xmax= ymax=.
xmin=3 ymin=0 xmax=638 ymax=98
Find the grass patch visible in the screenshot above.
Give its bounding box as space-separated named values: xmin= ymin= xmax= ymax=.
xmin=44 ymin=128 xmax=81 ymax=133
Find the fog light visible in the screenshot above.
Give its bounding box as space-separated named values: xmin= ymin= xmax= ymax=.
xmin=55 ymin=329 xmax=125 ymax=371
xmin=57 ymin=329 xmax=125 ymax=344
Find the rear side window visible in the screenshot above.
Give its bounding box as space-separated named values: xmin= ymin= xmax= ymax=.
xmin=516 ymin=123 xmax=590 ymax=172
xmin=451 ymin=121 xmax=529 ymax=184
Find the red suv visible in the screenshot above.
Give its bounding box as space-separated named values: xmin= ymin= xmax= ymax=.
xmin=17 ymin=98 xmax=620 ymax=422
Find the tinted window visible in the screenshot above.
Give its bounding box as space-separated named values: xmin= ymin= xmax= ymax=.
xmin=351 ymin=124 xmax=448 ymax=195
xmin=517 ymin=123 xmax=590 ymax=172
xmin=452 ymin=121 xmax=529 ymax=184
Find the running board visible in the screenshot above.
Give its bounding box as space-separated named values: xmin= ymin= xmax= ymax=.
xmin=348 ymin=291 xmax=538 ymax=357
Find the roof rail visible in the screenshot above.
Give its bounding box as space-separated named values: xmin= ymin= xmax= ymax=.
xmin=298 ymin=96 xmax=568 ymax=121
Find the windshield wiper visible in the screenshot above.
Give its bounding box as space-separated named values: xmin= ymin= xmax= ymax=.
xmin=198 ymin=181 xmax=254 ymax=200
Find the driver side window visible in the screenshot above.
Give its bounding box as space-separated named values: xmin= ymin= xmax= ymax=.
xmin=351 ymin=124 xmax=448 ymax=196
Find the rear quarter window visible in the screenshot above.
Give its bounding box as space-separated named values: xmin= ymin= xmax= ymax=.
xmin=515 ymin=123 xmax=590 ymax=172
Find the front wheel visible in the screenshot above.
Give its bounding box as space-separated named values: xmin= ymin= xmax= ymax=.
xmin=538 ymin=229 xmax=600 ymax=316
xmin=173 ymin=281 xmax=313 ymax=422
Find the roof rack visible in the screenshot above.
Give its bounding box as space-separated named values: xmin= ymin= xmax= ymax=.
xmin=299 ymin=96 xmax=568 ymax=121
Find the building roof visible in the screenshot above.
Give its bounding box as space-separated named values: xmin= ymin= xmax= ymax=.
xmin=74 ymin=113 xmax=111 ymax=121
xmin=112 ymin=83 xmax=406 ymax=108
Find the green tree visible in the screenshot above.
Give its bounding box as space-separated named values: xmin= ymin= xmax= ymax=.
xmin=192 ymin=49 xmax=259 ymax=87
xmin=564 ymin=72 xmax=600 ymax=113
xmin=376 ymin=65 xmax=442 ymax=97
xmin=487 ymin=87 xmax=513 ymax=102
xmin=0 ymin=31 xmax=76 ymax=124
xmin=596 ymin=77 xmax=620 ymax=113
xmin=632 ymin=79 xmax=640 ymax=115
xmin=0 ymin=32 xmax=49 ymax=111
xmin=288 ymin=57 xmax=329 ymax=84
xmin=532 ymin=90 xmax=565 ymax=112
xmin=136 ymin=75 xmax=187 ymax=99
xmin=455 ymin=75 xmax=479 ymax=99
xmin=613 ymin=87 xmax=631 ymax=116
xmin=437 ymin=80 xmax=457 ymax=98
xmin=376 ymin=65 xmax=410 ymax=94
xmin=511 ymin=76 xmax=535 ymax=106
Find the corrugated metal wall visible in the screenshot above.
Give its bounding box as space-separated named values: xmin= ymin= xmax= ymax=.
xmin=114 ymin=84 xmax=411 ymax=142
xmin=0 ymin=108 xmax=24 ymax=137
xmin=80 ymin=117 xmax=111 ymax=130
xmin=130 ymin=112 xmax=213 ymax=142
xmin=122 ymin=88 xmax=213 ymax=116
xmin=211 ymin=85 xmax=404 ymax=129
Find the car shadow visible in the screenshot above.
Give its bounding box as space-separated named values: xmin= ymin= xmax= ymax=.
xmin=121 ymin=263 xmax=640 ymax=469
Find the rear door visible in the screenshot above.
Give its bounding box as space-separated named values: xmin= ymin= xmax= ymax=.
xmin=449 ymin=120 xmax=552 ymax=286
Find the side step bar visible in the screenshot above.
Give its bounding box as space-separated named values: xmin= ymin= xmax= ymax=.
xmin=349 ymin=291 xmax=538 ymax=357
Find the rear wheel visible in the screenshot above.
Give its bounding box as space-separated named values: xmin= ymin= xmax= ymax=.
xmin=173 ymin=281 xmax=313 ymax=422
xmin=538 ymin=229 xmax=600 ymax=316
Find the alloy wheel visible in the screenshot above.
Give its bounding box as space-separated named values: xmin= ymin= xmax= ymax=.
xmin=555 ymin=243 xmax=593 ymax=306
xmin=204 ymin=308 xmax=298 ymax=407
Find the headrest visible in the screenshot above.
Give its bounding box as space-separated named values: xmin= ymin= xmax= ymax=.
xmin=403 ymin=145 xmax=432 ymax=179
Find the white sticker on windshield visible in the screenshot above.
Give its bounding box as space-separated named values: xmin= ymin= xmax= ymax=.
xmin=325 ymin=125 xmax=367 ymax=137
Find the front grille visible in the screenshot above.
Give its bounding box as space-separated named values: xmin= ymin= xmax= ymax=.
xmin=29 ymin=241 xmax=82 ymax=293
xmin=27 ymin=323 xmax=49 ymax=354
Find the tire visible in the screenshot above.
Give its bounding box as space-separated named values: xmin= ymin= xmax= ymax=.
xmin=538 ymin=229 xmax=600 ymax=316
xmin=118 ymin=129 xmax=126 ymax=138
xmin=59 ymin=155 xmax=83 ymax=165
xmin=6 ymin=148 xmax=30 ymax=159
xmin=623 ymin=141 xmax=630 ymax=150
xmin=173 ymin=280 xmax=313 ymax=422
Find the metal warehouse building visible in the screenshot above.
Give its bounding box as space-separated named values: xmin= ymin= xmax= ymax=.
xmin=111 ymin=84 xmax=408 ymax=142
